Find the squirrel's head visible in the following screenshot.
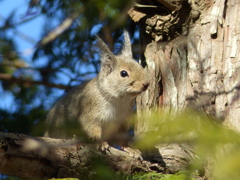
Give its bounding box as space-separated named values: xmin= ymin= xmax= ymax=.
xmin=97 ymin=31 xmax=149 ymax=99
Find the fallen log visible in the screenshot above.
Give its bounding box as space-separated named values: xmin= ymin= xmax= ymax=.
xmin=0 ymin=132 xmax=193 ymax=179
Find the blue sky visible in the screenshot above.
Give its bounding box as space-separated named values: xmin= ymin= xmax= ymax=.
xmin=0 ymin=0 xmax=44 ymax=60
xmin=0 ymin=0 xmax=45 ymax=111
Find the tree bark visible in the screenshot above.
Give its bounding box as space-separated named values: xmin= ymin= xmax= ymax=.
xmin=0 ymin=132 xmax=152 ymax=178
xmin=187 ymin=0 xmax=240 ymax=131
xmin=0 ymin=132 xmax=196 ymax=178
xmin=130 ymin=0 xmax=240 ymax=178
xmin=134 ymin=0 xmax=240 ymax=132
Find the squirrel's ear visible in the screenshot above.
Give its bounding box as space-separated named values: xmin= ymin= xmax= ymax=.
xmin=96 ymin=36 xmax=116 ymax=74
xmin=121 ymin=30 xmax=132 ymax=57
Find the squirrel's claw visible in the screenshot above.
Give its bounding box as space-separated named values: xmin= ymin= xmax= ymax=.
xmin=122 ymin=147 xmax=143 ymax=160
xmin=98 ymin=141 xmax=111 ymax=153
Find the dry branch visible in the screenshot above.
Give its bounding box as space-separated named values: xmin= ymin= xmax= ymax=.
xmin=0 ymin=73 xmax=70 ymax=90
xmin=0 ymin=132 xmax=161 ymax=178
xmin=0 ymin=132 xmax=194 ymax=179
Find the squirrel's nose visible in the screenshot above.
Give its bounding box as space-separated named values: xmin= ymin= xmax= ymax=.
xmin=142 ymin=83 xmax=149 ymax=91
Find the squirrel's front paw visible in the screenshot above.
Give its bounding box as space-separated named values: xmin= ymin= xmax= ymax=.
xmin=122 ymin=147 xmax=143 ymax=160
xmin=98 ymin=141 xmax=111 ymax=152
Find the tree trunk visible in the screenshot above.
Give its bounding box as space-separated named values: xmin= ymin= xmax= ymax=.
xmin=187 ymin=0 xmax=240 ymax=131
xmin=129 ymin=0 xmax=240 ymax=178
xmin=134 ymin=0 xmax=240 ymax=131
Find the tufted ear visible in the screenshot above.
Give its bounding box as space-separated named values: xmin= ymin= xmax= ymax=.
xmin=121 ymin=30 xmax=132 ymax=57
xmin=96 ymin=36 xmax=116 ymax=75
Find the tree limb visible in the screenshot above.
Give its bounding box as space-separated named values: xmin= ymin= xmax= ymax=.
xmin=0 ymin=132 xmax=195 ymax=179
xmin=0 ymin=73 xmax=70 ymax=90
xmin=36 ymin=11 xmax=82 ymax=48
xmin=0 ymin=132 xmax=162 ymax=178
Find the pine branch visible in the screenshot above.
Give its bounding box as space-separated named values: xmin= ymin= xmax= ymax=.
xmin=0 ymin=73 xmax=70 ymax=90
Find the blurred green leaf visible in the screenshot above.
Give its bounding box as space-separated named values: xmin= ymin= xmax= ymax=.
xmin=133 ymin=110 xmax=240 ymax=179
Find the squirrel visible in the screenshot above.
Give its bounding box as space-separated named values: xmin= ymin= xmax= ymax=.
xmin=44 ymin=31 xmax=149 ymax=150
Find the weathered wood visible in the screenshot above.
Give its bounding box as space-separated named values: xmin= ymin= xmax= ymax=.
xmin=133 ymin=0 xmax=240 ymax=178
xmin=0 ymin=133 xmax=146 ymax=178
xmin=135 ymin=0 xmax=240 ymax=129
xmin=136 ymin=42 xmax=161 ymax=135
xmin=187 ymin=0 xmax=240 ymax=130
xmin=0 ymin=132 xmax=196 ymax=178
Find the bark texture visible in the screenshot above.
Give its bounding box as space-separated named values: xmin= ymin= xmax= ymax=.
xmin=134 ymin=0 xmax=240 ymax=131
xmin=130 ymin=0 xmax=240 ymax=178
xmin=187 ymin=0 xmax=240 ymax=131
xmin=0 ymin=132 xmax=195 ymax=178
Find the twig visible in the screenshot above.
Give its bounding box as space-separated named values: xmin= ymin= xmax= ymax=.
xmin=0 ymin=73 xmax=71 ymax=90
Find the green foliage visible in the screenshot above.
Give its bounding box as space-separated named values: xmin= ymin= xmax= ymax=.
xmin=132 ymin=110 xmax=240 ymax=180
xmin=47 ymin=171 xmax=197 ymax=180
xmin=49 ymin=179 xmax=79 ymax=180
xmin=129 ymin=171 xmax=197 ymax=180
xmin=35 ymin=110 xmax=240 ymax=179
xmin=0 ymin=107 xmax=45 ymax=134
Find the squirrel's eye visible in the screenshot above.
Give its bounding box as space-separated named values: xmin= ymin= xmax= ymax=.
xmin=120 ymin=70 xmax=129 ymax=77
